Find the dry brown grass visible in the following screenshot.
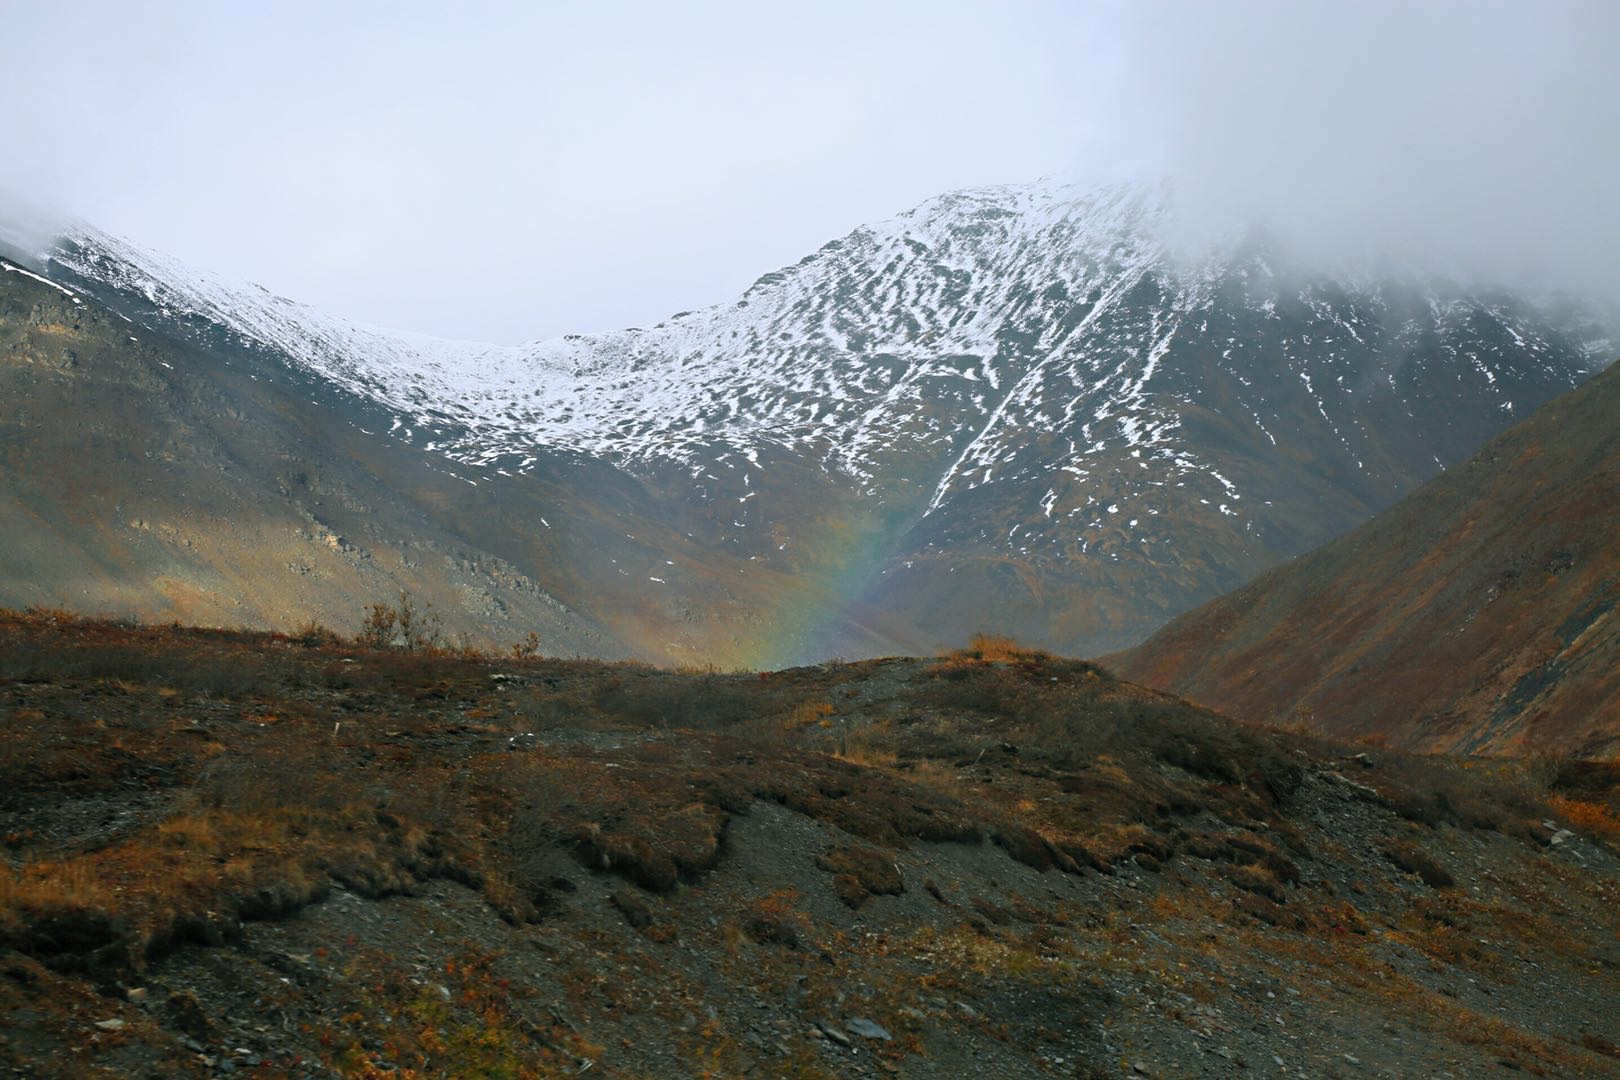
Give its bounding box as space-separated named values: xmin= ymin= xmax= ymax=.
xmin=0 ymin=861 xmax=117 ymax=922
xmin=1380 ymin=838 xmax=1457 ymax=889
xmin=739 ymin=887 xmax=812 ymax=948
xmin=940 ymin=632 xmax=1052 ymax=665
xmin=0 ymin=601 xmax=1611 ymax=1080
xmin=816 ymin=844 xmax=904 ymax=908
xmin=1549 ymin=794 xmax=1620 ymax=847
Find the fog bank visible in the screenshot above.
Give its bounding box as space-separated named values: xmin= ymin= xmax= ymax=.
xmin=1 ymin=2 xmax=1614 ymax=339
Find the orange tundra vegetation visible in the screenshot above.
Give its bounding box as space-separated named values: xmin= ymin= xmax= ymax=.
xmin=0 ymin=611 xmax=1618 ymax=1076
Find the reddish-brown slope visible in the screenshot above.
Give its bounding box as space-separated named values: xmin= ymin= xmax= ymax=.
xmin=1111 ymin=361 xmax=1620 ymax=757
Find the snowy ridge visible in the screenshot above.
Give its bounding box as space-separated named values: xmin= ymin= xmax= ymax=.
xmin=2 ymin=257 xmax=81 ymax=301
xmin=54 ymin=182 xmax=1171 ymax=489
xmin=44 ymin=179 xmax=1602 ymax=563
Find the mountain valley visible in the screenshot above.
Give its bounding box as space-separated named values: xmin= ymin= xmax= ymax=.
xmin=8 ymin=5 xmax=1620 ymax=1077
xmin=3 ymin=181 xmax=1610 ymax=667
xmin=3 ymin=179 xmax=1619 ymax=1078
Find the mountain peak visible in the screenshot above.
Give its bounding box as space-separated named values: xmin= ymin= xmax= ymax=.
xmin=12 ymin=180 xmax=1609 ymax=660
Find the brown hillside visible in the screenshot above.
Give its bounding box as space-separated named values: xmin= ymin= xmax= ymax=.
xmin=1112 ymin=361 xmax=1620 ymax=757
xmin=2 ymin=612 xmax=1619 ymax=1076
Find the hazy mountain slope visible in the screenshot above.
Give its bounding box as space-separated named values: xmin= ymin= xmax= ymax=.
xmin=2 ymin=254 xmax=863 ymax=660
xmin=853 ymin=261 xmax=1608 ymax=651
xmin=9 ymin=180 xmax=1611 ymax=661
xmin=1112 ymin=361 xmax=1620 ymax=757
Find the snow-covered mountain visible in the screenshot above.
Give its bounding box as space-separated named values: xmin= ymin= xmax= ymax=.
xmin=21 ymin=180 xmax=1613 ymax=659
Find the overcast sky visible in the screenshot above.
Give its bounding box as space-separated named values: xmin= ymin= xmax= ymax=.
xmin=3 ymin=1 xmax=1616 ymax=342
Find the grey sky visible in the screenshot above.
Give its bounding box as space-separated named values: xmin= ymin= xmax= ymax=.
xmin=3 ymin=1 xmax=1616 ymax=343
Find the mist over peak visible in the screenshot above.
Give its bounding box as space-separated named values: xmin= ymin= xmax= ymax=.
xmin=2 ymin=2 xmax=1615 ymax=341
xmin=1124 ymin=1 xmax=1620 ymax=304
xmin=0 ymin=192 xmax=68 ymax=268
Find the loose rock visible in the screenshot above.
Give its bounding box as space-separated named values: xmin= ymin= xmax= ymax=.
xmin=846 ymin=1017 xmax=892 ymax=1041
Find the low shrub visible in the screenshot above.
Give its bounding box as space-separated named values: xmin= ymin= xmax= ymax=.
xmin=1380 ymin=838 xmax=1456 ymax=888
xmin=816 ymin=845 xmax=904 ymax=908
xmin=292 ymin=620 xmax=342 ymax=648
xmin=1224 ymin=863 xmax=1288 ymax=903
xmin=946 ymin=633 xmax=1052 ymax=663
xmin=609 ymin=887 xmax=655 ymax=929
xmin=356 ymin=591 xmax=442 ymax=651
xmin=740 ymin=888 xmax=809 ymax=948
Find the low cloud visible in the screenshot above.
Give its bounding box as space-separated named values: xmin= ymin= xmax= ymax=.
xmin=1 ymin=2 xmax=1615 ymax=338
xmin=1115 ymin=1 xmax=1620 ymax=298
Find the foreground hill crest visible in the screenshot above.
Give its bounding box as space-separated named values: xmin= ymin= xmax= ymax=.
xmin=1 ymin=612 xmax=1618 ymax=1076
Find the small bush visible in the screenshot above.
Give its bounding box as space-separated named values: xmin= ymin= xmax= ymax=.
xmin=356 ymin=591 xmax=442 ymax=651
xmin=1549 ymin=795 xmax=1620 ymax=848
xmin=357 ymin=603 xmax=397 ymax=649
xmin=1224 ymin=863 xmax=1287 ymax=903
xmin=609 ymin=887 xmax=655 ymax=929
xmin=740 ymin=888 xmax=810 ymax=948
xmin=1380 ymin=839 xmax=1455 ymax=888
xmin=948 ymin=633 xmax=1051 ymax=663
xmin=292 ymin=620 xmax=341 ymax=648
xmin=816 ymin=845 xmax=904 ymax=908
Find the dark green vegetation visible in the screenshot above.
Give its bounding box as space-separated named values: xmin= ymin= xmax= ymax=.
xmin=2 ymin=611 xmax=1619 ymax=1076
xmin=1114 ymin=360 xmax=1620 ymax=757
